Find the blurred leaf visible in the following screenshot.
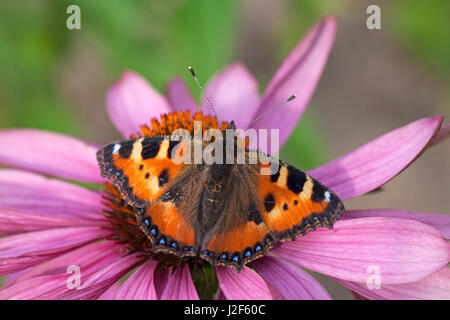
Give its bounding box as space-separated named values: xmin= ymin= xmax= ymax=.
xmin=0 ymin=0 xmax=238 ymax=136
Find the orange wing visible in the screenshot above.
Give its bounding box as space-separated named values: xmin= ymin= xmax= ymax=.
xmin=97 ymin=136 xmax=197 ymax=257
xmin=97 ymin=137 xmax=186 ymax=206
xmin=258 ymin=162 xmax=344 ymax=241
xmin=200 ymin=212 xmax=276 ymax=270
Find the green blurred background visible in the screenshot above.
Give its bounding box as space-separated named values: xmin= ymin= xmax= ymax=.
xmin=1 ymin=0 xmax=448 ymax=167
xmin=0 ymin=0 xmax=449 ymax=298
xmin=1 ymin=0 xmax=449 ymax=206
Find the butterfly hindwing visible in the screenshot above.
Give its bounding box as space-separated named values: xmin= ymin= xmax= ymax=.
xmin=199 ymin=203 xmax=276 ymax=269
xmin=135 ymin=201 xmax=197 ymax=258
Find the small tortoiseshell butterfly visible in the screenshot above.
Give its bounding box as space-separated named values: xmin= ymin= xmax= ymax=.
xmin=97 ymin=69 xmax=344 ymax=272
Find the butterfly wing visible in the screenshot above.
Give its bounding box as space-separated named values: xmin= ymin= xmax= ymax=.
xmin=97 ymin=136 xmax=198 ymax=257
xmin=200 ymin=155 xmax=344 ymax=271
xmin=258 ymin=161 xmax=344 ymax=241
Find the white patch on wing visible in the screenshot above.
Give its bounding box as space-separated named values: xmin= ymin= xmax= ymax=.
xmin=113 ymin=143 xmax=121 ymax=154
xmin=324 ymin=191 xmax=331 ymax=202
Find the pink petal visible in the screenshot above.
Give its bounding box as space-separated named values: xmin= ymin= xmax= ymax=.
xmin=273 ymin=217 xmax=449 ymax=285
xmin=0 ymin=241 xmax=126 ymax=299
xmin=253 ymin=256 xmax=331 ymax=300
xmin=216 ymin=266 xmax=273 ymax=300
xmin=154 ymin=267 xmax=171 ymax=299
xmin=217 ymin=289 xmax=226 ymax=300
xmin=114 ymin=259 xmax=158 ymax=300
xmin=0 ymin=169 xmax=105 ymax=221
xmin=160 ymin=263 xmax=199 ymax=300
xmin=431 ymin=121 xmax=450 ymax=146
xmin=251 ymin=17 xmax=336 ymax=151
xmin=0 ymin=208 xmax=102 ymax=235
xmin=0 ymin=227 xmax=113 ymax=275
xmin=308 ymin=116 xmax=443 ymax=200
xmin=0 ymin=269 xmax=29 ymax=288
xmin=97 ymin=282 xmax=120 ymax=300
xmin=343 ymin=209 xmax=450 ymax=239
xmin=107 ymin=70 xmax=171 ymax=138
xmin=202 ymin=63 xmax=260 ymax=128
xmin=0 ymin=129 xmax=102 ymax=183
xmin=13 ymin=241 xmax=126 ymax=283
xmin=59 ymin=253 xmax=141 ymax=300
xmin=0 ymin=274 xmax=74 ymax=299
xmin=339 ymin=267 xmax=450 ymax=300
xmin=165 ymin=77 xmax=198 ymax=112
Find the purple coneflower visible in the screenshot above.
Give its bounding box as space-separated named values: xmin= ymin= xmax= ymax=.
xmin=0 ymin=17 xmax=448 ymax=300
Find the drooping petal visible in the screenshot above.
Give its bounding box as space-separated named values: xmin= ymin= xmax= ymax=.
xmin=343 ymin=209 xmax=450 ymax=239
xmin=59 ymin=253 xmax=141 ymax=300
xmin=253 ymin=256 xmax=331 ymax=300
xmin=0 ymin=227 xmax=113 ymax=275
xmin=202 ymin=63 xmax=260 ymax=128
xmin=308 ymin=116 xmax=443 ymax=200
xmin=165 ymin=77 xmax=198 ymax=112
xmin=0 ymin=208 xmax=103 ymax=235
xmin=107 ymin=70 xmax=171 ymax=138
xmin=216 ymin=266 xmax=273 ymax=300
xmin=0 ymin=129 xmax=102 ymax=184
xmin=273 ymin=217 xmax=449 ymax=285
xmin=114 ymin=259 xmax=158 ymax=300
xmin=251 ymin=17 xmax=336 ymax=151
xmin=431 ymin=121 xmax=450 ymax=146
xmin=0 ymin=169 xmax=105 ymax=221
xmin=0 ymin=241 xmax=126 ymax=299
xmin=339 ymin=267 xmax=450 ymax=300
xmin=160 ymin=263 xmax=199 ymax=300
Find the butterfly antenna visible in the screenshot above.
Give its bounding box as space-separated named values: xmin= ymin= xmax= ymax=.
xmin=188 ymin=66 xmax=220 ymax=123
xmin=243 ymin=94 xmax=296 ymax=130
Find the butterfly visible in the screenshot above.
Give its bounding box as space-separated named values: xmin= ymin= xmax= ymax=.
xmin=96 ymin=119 xmax=344 ymax=271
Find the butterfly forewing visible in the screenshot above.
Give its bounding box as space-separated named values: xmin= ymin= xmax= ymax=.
xmin=258 ymin=161 xmax=344 ymax=241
